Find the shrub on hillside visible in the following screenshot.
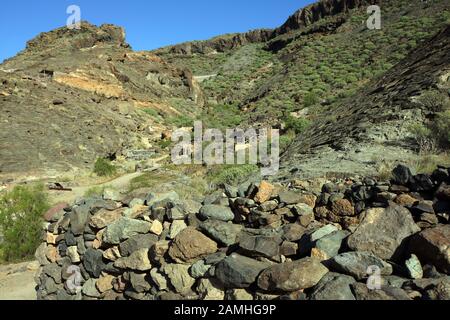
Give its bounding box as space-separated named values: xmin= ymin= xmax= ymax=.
xmin=207 ymin=165 xmax=259 ymax=186
xmin=94 ymin=158 xmax=117 ymax=177
xmin=0 ymin=184 xmax=49 ymax=262
xmin=285 ymin=116 xmax=311 ymax=134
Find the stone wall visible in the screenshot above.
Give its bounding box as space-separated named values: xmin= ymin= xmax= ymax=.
xmin=35 ymin=165 xmax=450 ymax=300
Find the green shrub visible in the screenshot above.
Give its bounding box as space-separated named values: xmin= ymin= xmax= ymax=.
xmin=143 ymin=108 xmax=160 ymax=118
xmin=408 ymin=123 xmax=435 ymax=153
xmin=417 ymin=90 xmax=450 ymax=113
xmin=285 ymin=116 xmax=312 ymax=134
xmin=0 ymin=184 xmax=49 ymax=263
xmin=94 ymin=158 xmax=117 ymax=177
xmin=435 ymin=110 xmax=450 ymax=147
xmin=207 ymin=165 xmax=259 ymax=186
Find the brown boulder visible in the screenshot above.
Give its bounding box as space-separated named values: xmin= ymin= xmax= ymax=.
xmin=257 ymin=257 xmax=328 ymax=292
xmin=410 ymin=225 xmax=450 ymax=274
xmin=168 ymin=227 xmax=218 ymax=263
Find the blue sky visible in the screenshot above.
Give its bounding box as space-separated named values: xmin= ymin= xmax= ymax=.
xmin=0 ymin=0 xmax=314 ymax=62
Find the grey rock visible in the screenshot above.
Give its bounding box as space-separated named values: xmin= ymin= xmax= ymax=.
xmin=238 ymin=234 xmax=282 ymax=259
xmin=83 ymin=248 xmax=106 ymax=278
xmin=279 ymin=191 xmax=303 ymax=205
xmin=351 ymin=282 xmax=411 ymax=300
xmin=309 ymin=272 xmax=356 ymax=300
xmin=103 ymin=217 xmax=152 ymax=245
xmin=114 ymin=248 xmax=152 ymax=271
xmin=42 ymin=263 xmax=62 ymax=284
xmin=392 ymin=165 xmax=413 ymax=185
xmin=199 ymin=205 xmax=235 ymax=222
xmin=200 ymin=220 xmax=243 ymax=246
xmin=409 ymin=224 xmax=450 ymax=274
xmin=82 ymin=278 xmax=101 ymax=298
xmin=162 ymin=264 xmax=195 ymax=294
xmin=118 ymin=233 xmax=159 ymax=257
xmin=347 ymin=204 xmax=420 ymax=260
xmin=314 ymin=230 xmax=349 ymax=259
xmin=257 ymin=257 xmax=329 ymax=292
xmin=145 ymin=191 xmax=179 ymax=207
xmin=69 ymin=205 xmax=91 ymax=235
xmin=190 ymin=260 xmax=211 ymax=279
xmin=329 ymin=251 xmax=393 ymax=280
xmin=129 ymin=272 xmax=152 ymax=293
xmin=215 ymin=253 xmax=271 ymax=288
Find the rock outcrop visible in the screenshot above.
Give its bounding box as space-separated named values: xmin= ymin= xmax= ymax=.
xmin=0 ymin=22 xmax=204 ymax=176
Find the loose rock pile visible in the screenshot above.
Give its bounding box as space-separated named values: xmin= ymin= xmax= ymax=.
xmin=35 ymin=165 xmax=450 ymax=300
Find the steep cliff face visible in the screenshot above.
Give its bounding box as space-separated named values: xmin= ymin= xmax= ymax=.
xmin=274 ymin=0 xmax=380 ymax=35
xmin=0 ymin=22 xmax=204 ymax=176
xmin=156 ymin=0 xmax=380 ymax=56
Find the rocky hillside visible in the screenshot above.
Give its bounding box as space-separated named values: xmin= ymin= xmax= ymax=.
xmin=155 ymin=0 xmax=450 ymax=178
xmin=0 ymin=22 xmax=204 ymax=177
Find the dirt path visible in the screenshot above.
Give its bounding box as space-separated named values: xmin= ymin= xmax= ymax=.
xmin=49 ymin=171 xmax=144 ymax=204
xmin=0 ymin=261 xmax=38 ymax=300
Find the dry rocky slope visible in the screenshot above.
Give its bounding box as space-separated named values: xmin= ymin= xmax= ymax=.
xmin=35 ymin=164 xmax=450 ymax=300
xmin=0 ymin=23 xmax=203 ymax=177
xmin=279 ymin=23 xmax=450 ymax=179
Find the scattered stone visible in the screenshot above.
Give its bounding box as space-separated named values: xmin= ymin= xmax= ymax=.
xmin=103 ymin=217 xmax=152 ymax=245
xmin=347 ymin=204 xmax=420 ymax=260
xmin=150 ymin=220 xmax=163 ymax=236
xmin=82 ymin=279 xmax=101 ymax=298
xmin=90 ymin=208 xmax=124 ymax=229
xmin=169 ymin=220 xmax=188 ymax=239
xmin=119 ymin=233 xmax=158 ymax=257
xmin=69 ymin=205 xmax=91 ymax=235
xmin=436 ymin=183 xmax=450 ymax=201
xmin=199 ymin=220 xmax=243 ymax=246
xmin=405 ymin=254 xmax=423 ymax=279
xmin=43 ymin=203 xmax=68 ymax=222
xmin=198 ymin=205 xmax=235 ymax=222
xmin=409 ymin=224 xmax=450 ymax=274
xmin=331 ymin=199 xmax=355 ymax=216
xmin=83 ymin=248 xmax=106 ymax=278
xmin=162 ymin=264 xmax=195 ymax=294
xmin=96 ymin=274 xmax=114 ymax=293
xmin=238 ymin=234 xmax=282 ymax=259
xmin=279 ymin=191 xmax=303 ymax=205
xmin=129 ymin=272 xmax=151 ymax=293
xmin=67 ymin=246 xmax=80 ymax=263
xmin=226 ymin=289 xmax=254 ymax=300
xmin=150 ymin=268 xmax=168 ymax=291
xmin=254 ymin=181 xmax=275 ymax=203
xmin=392 ymin=165 xmax=413 ymax=185
xmin=282 ymin=224 xmax=306 ymax=242
xmin=197 ymin=278 xmax=225 ymax=300
xmin=329 ymin=251 xmax=393 ymax=280
xmin=257 ymin=257 xmax=328 ymax=292
xmin=395 ymin=194 xmax=418 ymax=206
xmin=168 ymin=227 xmax=218 ymax=263
xmin=190 ymin=260 xmax=211 ymax=279
xmin=280 ymin=241 xmax=298 ymax=257
xmin=114 ymin=248 xmax=152 ymax=271
xmin=215 ymin=254 xmax=272 ymax=288
xmin=310 ymin=272 xmax=356 ymax=300
xmin=103 ymin=246 xmax=121 ymax=261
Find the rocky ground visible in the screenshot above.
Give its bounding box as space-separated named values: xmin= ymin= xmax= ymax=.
xmin=34 ymin=164 xmax=449 ymax=300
